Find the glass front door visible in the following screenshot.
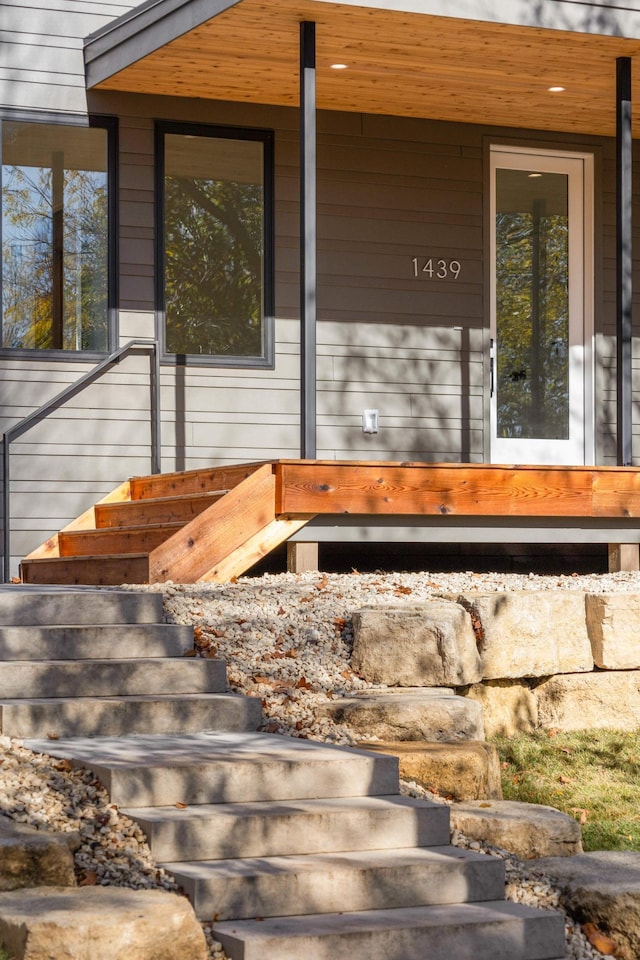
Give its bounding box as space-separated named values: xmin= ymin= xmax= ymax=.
xmin=490 ymin=148 xmax=592 ymax=465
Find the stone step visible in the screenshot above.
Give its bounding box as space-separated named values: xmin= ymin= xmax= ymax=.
xmin=24 ymin=733 xmax=400 ymax=807
xmin=0 ymin=585 xmax=163 ymax=625
xmin=213 ymin=900 xmax=566 ymax=960
xmin=168 ymin=846 xmax=505 ymax=921
xmin=127 ymin=795 xmax=450 ymax=862
xmin=0 ymin=658 xmax=227 ymax=699
xmin=0 ymin=623 xmax=194 ymax=660
xmin=0 ymin=692 xmax=261 ymax=738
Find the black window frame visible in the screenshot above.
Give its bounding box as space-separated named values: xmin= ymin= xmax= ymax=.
xmin=155 ymin=120 xmax=275 ymax=368
xmin=0 ymin=111 xmax=118 ymax=361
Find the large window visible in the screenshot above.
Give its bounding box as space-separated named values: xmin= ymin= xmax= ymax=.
xmin=1 ymin=118 xmax=114 ymax=353
xmin=157 ymin=122 xmax=273 ymax=364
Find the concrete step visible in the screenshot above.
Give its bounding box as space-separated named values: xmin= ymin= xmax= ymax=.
xmin=0 ymin=692 xmax=261 ymax=738
xmin=213 ymin=901 xmax=566 ymax=960
xmin=0 ymin=658 xmax=227 ymax=698
xmin=24 ymin=733 xmax=400 ymax=807
xmin=168 ymin=845 xmax=505 ymax=921
xmin=0 ymin=585 xmax=163 ymax=625
xmin=0 ymin=623 xmax=194 ymax=660
xmin=126 ymin=794 xmax=450 ymax=862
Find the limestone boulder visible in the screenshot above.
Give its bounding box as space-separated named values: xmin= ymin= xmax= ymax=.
xmin=450 ymin=799 xmax=583 ymax=859
xmin=319 ymin=688 xmax=484 ymax=741
xmin=444 ymin=591 xmax=593 ymax=679
xmin=585 ymin=593 xmax=640 ymax=669
xmin=463 ymin=680 xmax=537 ymax=738
xmin=0 ymin=886 xmax=208 ymax=960
xmin=534 ymin=852 xmax=640 ymax=960
xmin=358 ymin=740 xmax=502 ymax=801
xmin=351 ymin=602 xmax=482 ymax=687
xmin=0 ymin=816 xmax=78 ymax=891
xmin=535 ymin=670 xmax=640 ymax=731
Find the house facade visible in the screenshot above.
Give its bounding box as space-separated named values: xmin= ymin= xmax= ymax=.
xmin=1 ymin=0 xmax=639 ymax=575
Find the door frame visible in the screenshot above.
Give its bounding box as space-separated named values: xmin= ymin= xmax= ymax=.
xmin=488 ymin=144 xmax=595 ymax=465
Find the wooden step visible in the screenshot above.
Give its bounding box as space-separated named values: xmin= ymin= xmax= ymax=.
xmin=94 ymin=491 xmax=227 ymax=528
xmin=59 ymin=523 xmax=184 ymax=557
xmin=129 ymin=463 xmax=266 ymax=500
xmin=20 ymin=554 xmax=150 ymax=586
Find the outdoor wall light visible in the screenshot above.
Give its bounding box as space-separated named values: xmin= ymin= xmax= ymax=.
xmin=362 ymin=409 xmax=379 ymax=434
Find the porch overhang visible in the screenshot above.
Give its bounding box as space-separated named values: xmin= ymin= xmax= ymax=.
xmin=84 ymin=0 xmax=640 ymax=136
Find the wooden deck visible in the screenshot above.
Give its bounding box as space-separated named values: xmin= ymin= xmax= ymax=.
xmin=20 ymin=460 xmax=640 ymax=585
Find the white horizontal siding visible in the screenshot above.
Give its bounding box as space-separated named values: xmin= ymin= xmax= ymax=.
xmin=0 ymin=1 xmax=135 ymax=113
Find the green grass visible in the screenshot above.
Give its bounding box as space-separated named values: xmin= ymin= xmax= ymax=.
xmin=0 ymin=947 xmax=14 ymax=960
xmin=492 ymin=728 xmax=640 ymax=851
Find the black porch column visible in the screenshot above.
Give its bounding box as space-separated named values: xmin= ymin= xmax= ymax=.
xmin=617 ymin=56 xmax=633 ymax=466
xmin=300 ymin=20 xmax=317 ymax=459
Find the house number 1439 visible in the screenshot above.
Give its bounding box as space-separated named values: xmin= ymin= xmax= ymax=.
xmin=411 ymin=258 xmax=461 ymax=279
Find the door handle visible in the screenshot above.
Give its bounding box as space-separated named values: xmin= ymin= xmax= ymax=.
xmin=489 ymin=338 xmax=495 ymax=397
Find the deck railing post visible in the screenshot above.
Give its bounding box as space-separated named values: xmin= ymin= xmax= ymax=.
xmin=300 ymin=20 xmax=317 ymax=459
xmin=3 ymin=436 xmax=10 ymax=584
xmin=616 ymin=56 xmax=633 ymax=467
xmin=150 ymin=340 xmax=162 ymax=474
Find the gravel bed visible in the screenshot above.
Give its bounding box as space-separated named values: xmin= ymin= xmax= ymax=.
xmin=4 ymin=568 xmax=635 ymax=958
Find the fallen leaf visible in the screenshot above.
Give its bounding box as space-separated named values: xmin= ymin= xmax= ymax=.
xmin=251 ymin=675 xmax=271 ymax=685
xmin=296 ymin=677 xmax=313 ymax=690
xmin=55 ymin=759 xmax=73 ymax=772
xmin=560 ymin=747 xmax=573 ymax=755
xmin=183 ymin=648 xmax=197 ymax=657
xmin=393 ymin=584 xmax=412 ymax=595
xmin=558 ymin=775 xmax=573 ymax=785
xmin=277 ymin=606 xmax=287 ymax=616
xmin=79 ymin=871 xmax=98 ymax=886
xmin=315 ymin=574 xmax=329 ymax=591
xmin=175 ymin=802 xmax=188 ymax=810
xmin=582 ymin=922 xmax=617 ymax=955
xmin=47 ymin=732 xmax=59 ymax=741
xmin=571 ymin=807 xmax=588 ymax=824
xmin=230 ymin=576 xmax=239 ymax=584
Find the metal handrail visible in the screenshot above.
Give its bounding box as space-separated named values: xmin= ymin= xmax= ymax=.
xmin=2 ymin=339 xmax=161 ymax=582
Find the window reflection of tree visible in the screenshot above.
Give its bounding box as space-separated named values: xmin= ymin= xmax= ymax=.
xmin=164 ymin=176 xmax=263 ymax=358
xmin=496 ymin=207 xmax=569 ymax=440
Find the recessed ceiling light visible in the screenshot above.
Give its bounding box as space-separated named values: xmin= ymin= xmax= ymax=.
xmin=548 ymin=85 xmax=565 ymax=93
xmin=528 ymin=173 xmax=543 ymax=178
xmin=330 ymin=63 xmax=348 ymax=70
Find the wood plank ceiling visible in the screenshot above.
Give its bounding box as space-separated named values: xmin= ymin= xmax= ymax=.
xmin=90 ymin=0 xmax=640 ymax=136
